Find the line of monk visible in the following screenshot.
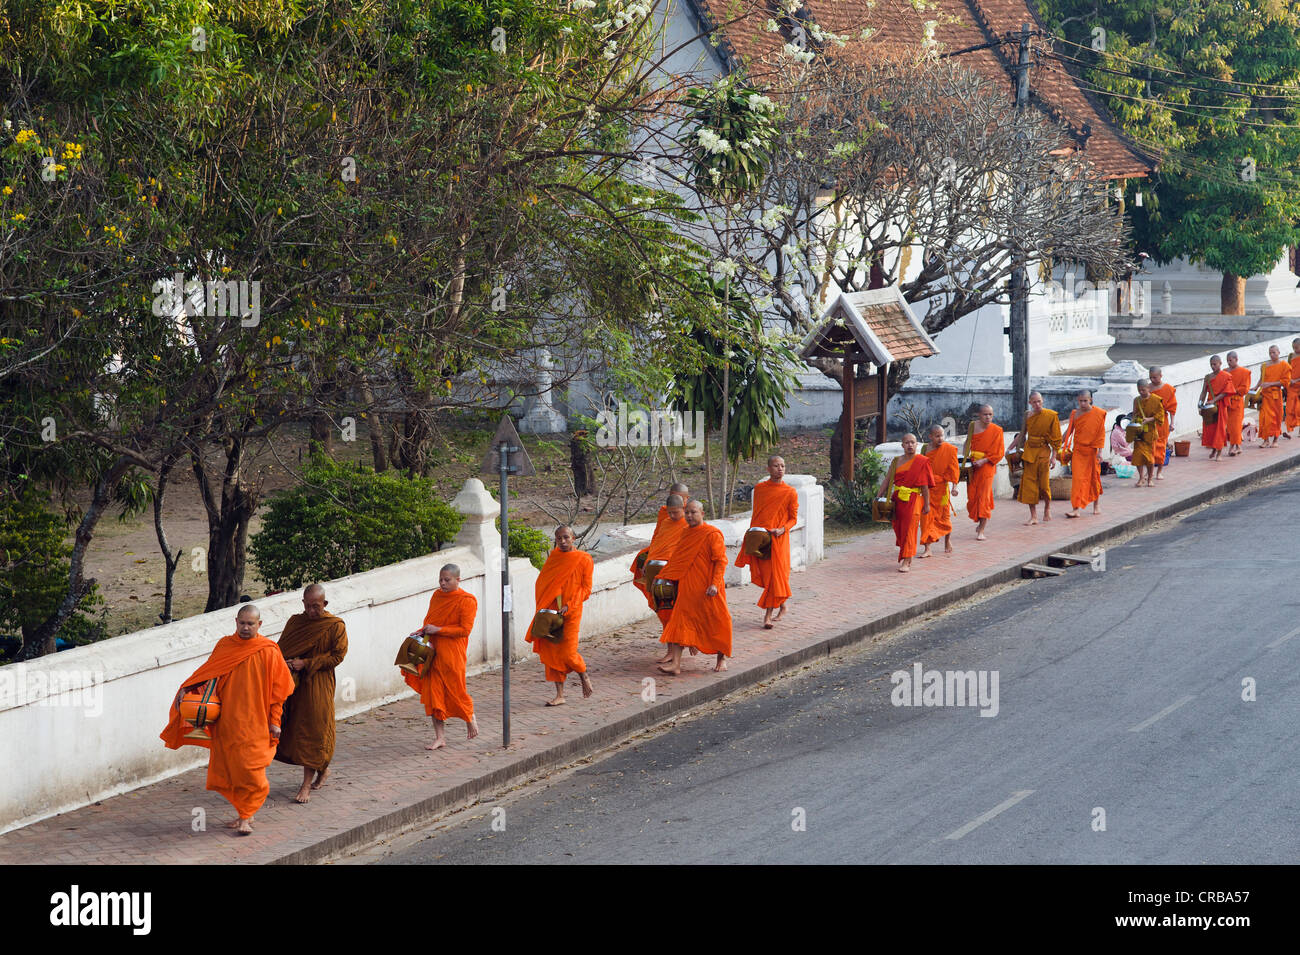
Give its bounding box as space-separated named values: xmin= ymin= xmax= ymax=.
xmin=1130 ymin=379 xmax=1165 ymax=487
xmin=1149 ymin=366 xmax=1177 ymax=481
xmin=878 ymin=432 xmax=932 ymax=572
xmin=161 ymin=603 xmax=294 ymax=835
xmin=1062 ymin=390 xmax=1106 ymax=516
xmin=631 ymin=482 xmax=689 ymax=609
xmin=530 ymin=525 xmax=596 ymax=705
xmin=275 ymin=584 xmax=348 ymax=802
xmin=920 ymin=426 xmax=959 ymax=557
xmin=1009 ymin=391 xmax=1062 ymax=525
xmin=735 ymin=456 xmax=797 ymax=627
xmin=657 ymin=499 xmax=733 ymax=672
xmin=1257 ymin=344 xmax=1292 ymax=449
xmin=1199 ymin=354 xmax=1237 ymax=460
xmin=964 ymin=404 xmax=1003 ymax=541
xmin=405 ymin=563 xmax=480 ymax=748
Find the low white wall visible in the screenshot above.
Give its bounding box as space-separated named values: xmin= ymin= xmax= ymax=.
xmin=0 ymin=476 xmax=824 ymax=834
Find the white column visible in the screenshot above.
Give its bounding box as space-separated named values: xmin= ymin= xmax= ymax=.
xmin=451 ymin=479 xmax=504 ymax=664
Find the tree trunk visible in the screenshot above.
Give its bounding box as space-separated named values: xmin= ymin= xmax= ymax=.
xmin=702 ymin=425 xmax=716 ymax=518
xmin=359 ymin=377 xmax=388 ymax=472
xmin=570 ymin=431 xmax=595 ymax=496
xmin=829 ymin=405 xmax=846 ymax=483
xmin=1221 ymin=272 xmax=1246 ymax=316
xmin=20 ymin=458 xmax=132 ymax=659
xmin=193 ymin=442 xmax=257 ymax=612
xmin=309 ymin=413 xmax=334 ymax=455
xmin=153 ymin=457 xmax=183 ymax=625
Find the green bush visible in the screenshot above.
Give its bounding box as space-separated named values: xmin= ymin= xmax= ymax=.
xmin=825 ymin=447 xmax=889 ymax=526
xmin=250 ymin=453 xmax=464 ymax=591
xmin=498 ymin=520 xmax=553 ymax=570
xmin=0 ymin=486 xmax=107 ymax=661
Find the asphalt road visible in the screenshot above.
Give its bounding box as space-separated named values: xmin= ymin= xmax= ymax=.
xmin=365 ymin=471 xmax=1300 ymax=864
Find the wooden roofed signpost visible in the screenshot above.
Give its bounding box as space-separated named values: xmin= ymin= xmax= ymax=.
xmin=798 ymin=287 xmax=938 ymax=483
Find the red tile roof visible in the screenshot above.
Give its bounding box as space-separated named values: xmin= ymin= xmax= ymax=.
xmin=690 ymin=0 xmax=1153 ymax=180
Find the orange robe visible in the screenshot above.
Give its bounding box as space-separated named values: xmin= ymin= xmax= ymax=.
xmin=1017 ymin=409 xmax=1061 ymax=503
xmin=630 ymin=506 xmax=671 ymax=603
xmin=1258 ymin=360 xmax=1291 ymax=439
xmin=161 ymin=633 xmax=294 ymax=818
xmin=1130 ymin=395 xmax=1165 ymax=468
xmin=1201 ymin=370 xmax=1235 ymax=449
xmin=1227 ymin=366 xmax=1252 ymax=444
xmin=403 ymin=588 xmax=477 ymax=722
xmin=1152 ymin=382 xmax=1178 ymax=463
xmin=735 ymin=479 xmax=798 ymax=609
xmin=645 ymin=510 xmax=687 ymax=625
xmin=659 ymin=522 xmax=732 ymax=657
xmin=891 ymin=455 xmax=934 ymax=560
xmin=1063 ymin=406 xmax=1106 ymax=509
xmin=275 ymin=612 xmax=348 ymax=771
xmin=1288 ymin=354 xmax=1300 ymax=430
xmin=921 ymin=443 xmax=959 ymax=544
xmin=965 ymin=424 xmax=1004 ymax=521
xmin=529 ymin=548 xmax=594 ymax=682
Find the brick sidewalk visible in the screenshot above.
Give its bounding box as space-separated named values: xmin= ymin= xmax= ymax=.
xmin=2 ymin=434 xmax=1296 ymax=865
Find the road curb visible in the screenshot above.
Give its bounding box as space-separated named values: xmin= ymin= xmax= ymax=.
xmin=292 ymin=451 xmax=1298 ymax=865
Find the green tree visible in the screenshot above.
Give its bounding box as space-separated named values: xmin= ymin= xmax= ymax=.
xmin=249 ymin=453 xmax=463 ymax=592
xmin=1038 ymin=0 xmax=1300 ymax=313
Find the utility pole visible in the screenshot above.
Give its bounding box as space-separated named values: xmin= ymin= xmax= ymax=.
xmin=1009 ymin=23 xmax=1032 ymax=426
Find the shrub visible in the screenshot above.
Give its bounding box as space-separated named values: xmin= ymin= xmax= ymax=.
xmin=0 ymin=486 xmax=107 ymax=661
xmin=825 ymin=446 xmax=889 ymax=525
xmin=499 ymin=520 xmax=553 ymax=570
xmin=251 ymin=453 xmax=463 ymax=591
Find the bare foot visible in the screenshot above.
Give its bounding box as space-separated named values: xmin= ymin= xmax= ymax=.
xmin=236 ymin=818 xmax=253 ymax=835
xmin=425 ymin=738 xmax=446 ymax=750
xmin=1042 ymin=512 xmax=1051 ymax=522
xmin=713 ymin=656 xmax=728 ymax=672
xmin=918 ymin=549 xmax=933 ymax=558
xmin=545 ymin=698 xmax=566 ymax=707
xmin=773 ymin=605 xmax=786 ymax=621
xmin=467 ymin=718 xmax=479 ymax=740
xmin=580 ymin=675 xmax=594 ymax=698
xmin=898 ymin=564 xmax=910 ymax=573
xmin=656 ymin=664 xmax=681 ymax=676
xmin=225 ymin=818 xmax=244 ymax=829
xmin=1065 ymin=511 xmax=1079 ymax=519
xmin=976 ymin=532 xmax=987 ymax=541
xmin=944 ymin=543 xmax=954 ymax=553
xmin=294 ymin=782 xmax=311 ymax=804
xmin=1024 ymin=518 xmax=1038 ymax=526
xmin=763 ymin=623 xmax=773 ymax=629
xmin=654 ymin=652 xmax=672 ymax=664
xmin=687 ymin=646 xmax=699 ymax=656
xmin=311 ymin=768 xmax=330 ymax=791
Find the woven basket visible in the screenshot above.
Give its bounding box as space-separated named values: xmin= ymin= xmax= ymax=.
xmin=1049 ymin=476 xmax=1073 ymax=499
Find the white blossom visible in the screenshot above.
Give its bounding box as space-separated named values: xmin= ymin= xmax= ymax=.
xmin=572 ymin=0 xmax=597 ymax=7
xmin=765 ymin=19 xmax=780 ymax=32
xmin=696 ymin=128 xmax=732 ymax=155
xmin=760 ymin=204 xmax=792 ymax=230
xmin=783 ymin=42 xmax=816 ymax=63
xmin=747 ymin=93 xmax=776 ymax=113
xmin=712 ymin=258 xmax=739 ymax=279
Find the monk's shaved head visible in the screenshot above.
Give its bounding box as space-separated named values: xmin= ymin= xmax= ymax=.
xmin=1137 ymin=379 xmax=1151 ymax=389
xmin=236 ymin=604 xmax=261 ymax=621
xmin=302 ymin=583 xmax=327 ymax=619
xmin=1148 ymin=366 xmax=1161 ymax=376
xmin=304 ymin=583 xmax=325 ymax=600
xmin=980 ymin=404 xmax=993 ymax=414
xmin=666 ymin=493 xmax=684 ymax=507
xmin=767 ymin=454 xmax=784 ymax=466
xmin=1227 ymin=351 xmax=1238 ymax=360
xmin=683 ymin=499 xmax=705 ymax=526
xmin=670 ymin=482 xmax=689 ymax=495
xmin=439 ymin=563 xmax=460 ymax=578
xmin=1029 ymin=391 xmax=1042 ymax=401
xmin=1076 ymin=390 xmax=1093 ymax=400
xmin=235 ymin=604 xmax=261 ymax=639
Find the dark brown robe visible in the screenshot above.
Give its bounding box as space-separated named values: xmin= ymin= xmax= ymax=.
xmin=274 ymin=611 xmax=348 ymax=771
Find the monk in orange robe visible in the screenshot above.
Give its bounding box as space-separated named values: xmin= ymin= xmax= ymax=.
xmin=1062 ymin=390 xmax=1106 ymax=517
xmin=529 ymin=526 xmax=595 ymax=705
xmin=276 ymin=583 xmax=348 ymax=803
xmin=630 ymin=482 xmax=688 ymax=603
xmin=404 ymin=563 xmax=480 ymax=748
xmin=735 ymin=455 xmax=798 ymax=628
xmin=1286 ymin=338 xmax=1300 ymax=434
xmin=964 ymin=405 xmax=1003 ymax=541
xmin=1149 ymin=365 xmax=1178 ymax=480
xmin=657 ymin=499 xmax=732 ymax=674
xmin=1257 ymin=344 xmax=1291 ymax=448
xmin=1130 ymin=380 xmax=1165 ymax=487
xmin=1009 ymin=391 xmax=1061 ymax=525
xmin=879 ymin=433 xmax=933 ymax=572
xmin=648 ymin=494 xmax=689 ymax=664
xmin=1199 ymin=355 xmax=1236 ymax=459
xmin=1225 ymin=351 xmax=1251 ymax=455
xmin=161 ymin=604 xmax=294 ymax=834
xmin=920 ymin=426 xmax=959 ymax=557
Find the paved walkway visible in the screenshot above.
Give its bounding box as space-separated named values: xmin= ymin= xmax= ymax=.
xmin=2 ymin=432 xmax=1297 ymax=864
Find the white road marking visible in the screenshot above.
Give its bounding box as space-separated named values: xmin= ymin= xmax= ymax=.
xmin=943 ymin=790 xmax=1034 ymax=841
xmin=1128 ymin=694 xmax=1195 ymax=733
xmin=1267 ymin=625 xmax=1300 ymax=650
